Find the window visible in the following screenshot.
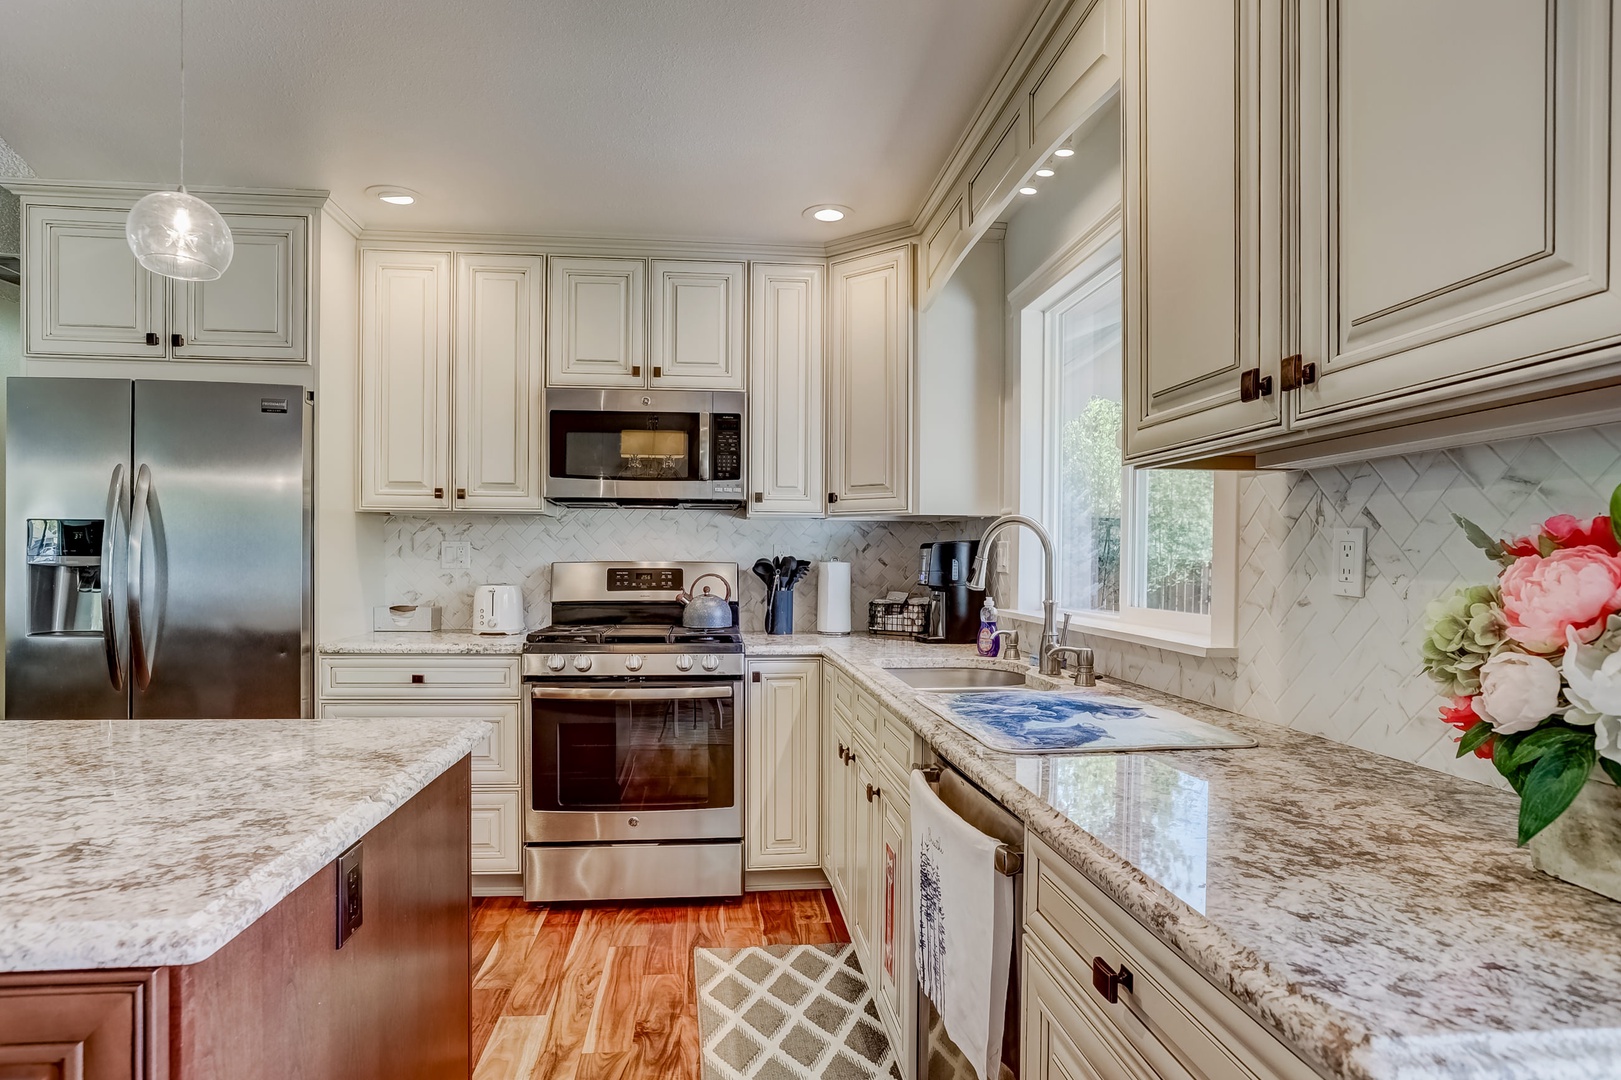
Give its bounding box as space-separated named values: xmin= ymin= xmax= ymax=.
xmin=1011 ymin=234 xmax=1234 ymax=653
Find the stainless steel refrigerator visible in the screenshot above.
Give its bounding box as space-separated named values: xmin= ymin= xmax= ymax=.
xmin=5 ymin=378 xmax=312 ymax=720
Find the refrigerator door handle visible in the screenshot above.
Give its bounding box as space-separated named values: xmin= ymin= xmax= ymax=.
xmin=128 ymin=463 xmax=155 ymax=691
xmin=100 ymin=464 xmax=128 ymax=691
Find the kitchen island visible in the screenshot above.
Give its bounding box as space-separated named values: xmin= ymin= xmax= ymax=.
xmin=0 ymin=715 xmax=490 ymax=1080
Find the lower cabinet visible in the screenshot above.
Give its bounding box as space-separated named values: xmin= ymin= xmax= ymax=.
xmin=0 ymin=969 xmax=167 ymax=1080
xmin=317 ymin=656 xmax=524 ymax=882
xmin=745 ymin=659 xmax=822 ymax=870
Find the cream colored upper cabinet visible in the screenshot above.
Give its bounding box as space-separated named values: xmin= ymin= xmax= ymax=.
xmin=545 ymin=256 xmax=646 ymax=387
xmin=748 ymin=262 xmax=826 ymax=515
xmin=358 ymin=249 xmax=453 ymax=511
xmin=171 ymin=214 xmax=308 ymax=361
xmin=828 ymin=244 xmax=913 ymax=514
xmin=24 ymin=205 xmax=167 ymax=359
xmin=650 ymin=260 xmax=745 ymax=389
xmin=1121 ymin=0 xmax=1285 ymax=463
xmin=745 ymin=660 xmax=821 ymax=871
xmin=1295 ymin=0 xmax=1621 ymax=427
xmin=454 ymin=254 xmax=546 ymax=510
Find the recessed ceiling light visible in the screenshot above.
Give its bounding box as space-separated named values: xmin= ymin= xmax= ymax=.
xmin=1019 ymin=186 xmax=1038 ymax=196
xmin=366 ymin=185 xmax=419 ymax=205
xmin=1053 ymin=147 xmax=1075 ymax=158
xmin=1035 ymin=167 xmax=1055 ymax=177
xmin=803 ymin=204 xmax=852 ymax=223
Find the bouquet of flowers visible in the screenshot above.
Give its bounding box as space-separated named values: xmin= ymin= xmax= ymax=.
xmin=1423 ymin=483 xmax=1621 ymax=845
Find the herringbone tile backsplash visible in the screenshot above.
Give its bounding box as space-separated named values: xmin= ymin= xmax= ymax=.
xmin=383 ymin=510 xmax=991 ymax=635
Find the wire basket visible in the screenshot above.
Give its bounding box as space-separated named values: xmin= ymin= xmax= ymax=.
xmin=868 ymin=596 xmax=929 ymax=637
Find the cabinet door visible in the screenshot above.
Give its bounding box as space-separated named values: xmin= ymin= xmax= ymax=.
xmin=0 ymin=970 xmax=166 ymax=1080
xmin=749 ymin=262 xmax=826 ymax=514
xmin=24 ymin=205 xmax=167 ymax=359
xmin=471 ymin=789 xmax=523 ymax=874
xmin=1121 ymin=0 xmax=1286 ymax=462
xmin=454 ymin=254 xmax=546 ymax=510
xmin=823 ymin=701 xmax=853 ymax=910
xmin=745 ymin=660 xmax=822 ymax=869
xmin=1025 ymin=941 xmax=1165 ymax=1080
xmin=358 ymin=250 xmax=453 ymax=510
xmin=873 ymin=787 xmax=914 ymax=1072
xmin=319 ymin=699 xmax=523 ymax=786
xmin=847 ymin=747 xmax=878 ymax=968
xmin=828 ymin=244 xmax=912 ymax=514
xmin=650 ymin=260 xmax=745 ymax=389
xmin=172 ymin=213 xmax=308 ymax=361
xmin=546 ymin=256 xmax=646 ymax=387
xmin=1296 ymin=1 xmax=1621 ymax=426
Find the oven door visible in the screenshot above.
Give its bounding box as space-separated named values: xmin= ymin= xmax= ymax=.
xmin=525 ymin=681 xmax=742 ymax=843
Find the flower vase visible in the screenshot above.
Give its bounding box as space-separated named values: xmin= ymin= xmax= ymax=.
xmin=1528 ymin=771 xmax=1621 ymax=902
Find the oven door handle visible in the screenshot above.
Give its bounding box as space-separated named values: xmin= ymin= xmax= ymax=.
xmin=530 ymin=685 xmax=734 ymax=702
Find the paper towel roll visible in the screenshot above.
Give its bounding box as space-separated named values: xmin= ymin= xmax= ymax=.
xmin=816 ymin=561 xmax=852 ymax=635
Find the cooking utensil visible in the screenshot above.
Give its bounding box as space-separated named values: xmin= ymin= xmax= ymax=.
xmin=677 ymin=573 xmax=734 ymax=629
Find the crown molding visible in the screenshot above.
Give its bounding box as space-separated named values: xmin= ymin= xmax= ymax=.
xmin=322 ymin=198 xmax=365 ymax=239
xmin=823 ymin=221 xmax=918 ymax=260
xmin=1 ymin=178 xmax=330 ymax=208
xmin=355 ymin=225 xmax=828 ymax=261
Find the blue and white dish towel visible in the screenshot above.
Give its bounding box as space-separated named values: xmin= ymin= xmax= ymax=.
xmin=911 ymin=769 xmax=1014 ymax=1080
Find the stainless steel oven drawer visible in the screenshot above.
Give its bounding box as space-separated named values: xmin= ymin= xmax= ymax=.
xmin=524 ymin=841 xmax=743 ymax=902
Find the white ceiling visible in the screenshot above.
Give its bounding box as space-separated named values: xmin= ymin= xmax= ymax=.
xmin=0 ymin=0 xmax=1040 ymax=243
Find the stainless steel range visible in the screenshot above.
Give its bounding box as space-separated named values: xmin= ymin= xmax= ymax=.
xmin=522 ymin=560 xmax=744 ymax=902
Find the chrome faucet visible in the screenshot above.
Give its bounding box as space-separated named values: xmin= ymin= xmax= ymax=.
xmin=990 ymin=628 xmax=1021 ymax=661
xmin=967 ymin=514 xmax=1067 ymax=677
xmin=1048 ymin=646 xmax=1096 ymax=687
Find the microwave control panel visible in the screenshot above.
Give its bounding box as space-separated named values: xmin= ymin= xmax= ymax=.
xmin=713 ymin=414 xmax=742 ymax=481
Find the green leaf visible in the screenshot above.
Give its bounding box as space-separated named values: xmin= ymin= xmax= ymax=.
xmin=1453 ymin=514 xmax=1511 ymax=565
xmin=1611 ymin=483 xmax=1621 ymax=548
xmin=1537 ymin=533 xmax=1558 ymax=558
xmin=1492 ymin=732 xmax=1529 ymax=793
xmin=1516 ymin=740 xmax=1597 ymax=846
xmin=1456 ymin=719 xmax=1495 ymax=758
xmin=1502 ymin=725 xmax=1591 ymax=773
xmin=1601 ymin=757 xmax=1621 ymax=788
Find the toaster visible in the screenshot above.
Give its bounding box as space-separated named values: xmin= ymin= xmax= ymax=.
xmin=472 ymin=584 xmax=525 ymax=635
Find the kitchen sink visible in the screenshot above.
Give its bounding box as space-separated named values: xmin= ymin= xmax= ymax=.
xmin=884 ymin=666 xmax=1033 ymax=692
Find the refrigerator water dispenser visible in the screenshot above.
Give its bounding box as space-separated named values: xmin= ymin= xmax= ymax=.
xmin=25 ymin=518 xmax=104 ymax=635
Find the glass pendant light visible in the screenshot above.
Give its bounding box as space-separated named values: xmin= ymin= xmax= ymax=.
xmin=127 ymin=0 xmax=232 ymax=281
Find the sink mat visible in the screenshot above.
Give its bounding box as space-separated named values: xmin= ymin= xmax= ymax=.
xmin=919 ymin=690 xmax=1257 ymax=754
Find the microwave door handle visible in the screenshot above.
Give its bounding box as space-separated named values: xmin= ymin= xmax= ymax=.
xmin=697 ymin=412 xmax=711 ymax=481
xmin=530 ymin=685 xmax=733 ymax=702
xmin=100 ymin=464 xmax=128 ymax=691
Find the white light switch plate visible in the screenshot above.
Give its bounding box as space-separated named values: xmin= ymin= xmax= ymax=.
xmin=440 ymin=541 xmax=471 ymax=570
xmin=1332 ymin=527 xmax=1366 ymax=598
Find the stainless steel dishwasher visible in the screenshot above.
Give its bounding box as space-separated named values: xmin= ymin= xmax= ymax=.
xmin=914 ymin=753 xmax=1025 ymax=1080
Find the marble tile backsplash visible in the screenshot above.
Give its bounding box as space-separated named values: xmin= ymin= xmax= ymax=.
xmin=382 ymin=509 xmax=993 ymax=635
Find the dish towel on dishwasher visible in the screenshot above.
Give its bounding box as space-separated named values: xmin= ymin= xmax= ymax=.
xmin=911 ymin=768 xmax=1015 ymax=1080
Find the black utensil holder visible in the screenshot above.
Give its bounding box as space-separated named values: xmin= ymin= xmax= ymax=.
xmin=767 ymin=592 xmax=794 ymax=635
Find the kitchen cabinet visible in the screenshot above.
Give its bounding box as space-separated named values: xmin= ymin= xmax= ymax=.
xmin=545 ymin=256 xmax=646 ymax=387
xmin=828 ymin=244 xmax=913 ymax=515
xmin=744 ymin=659 xmax=821 ymax=870
xmin=822 ymin=668 xmax=854 ymax=903
xmin=871 ymin=775 xmax=913 ymax=1063
xmin=748 ymin=262 xmax=826 ymax=515
xmin=1120 ymin=0 xmax=1286 ymax=463
xmin=318 ymin=656 xmax=525 ymax=888
xmin=17 ymin=193 xmax=312 ymax=363
xmin=650 ymin=260 xmax=745 ymax=389
xmin=357 ymin=249 xmax=546 ymax=512
xmin=0 ymin=969 xmax=167 ymax=1080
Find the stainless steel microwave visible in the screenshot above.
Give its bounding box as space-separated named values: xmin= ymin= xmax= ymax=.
xmin=543 ymin=388 xmax=746 ymax=506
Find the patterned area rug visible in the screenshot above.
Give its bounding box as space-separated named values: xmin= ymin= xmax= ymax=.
xmin=695 ymin=943 xmax=902 ymax=1080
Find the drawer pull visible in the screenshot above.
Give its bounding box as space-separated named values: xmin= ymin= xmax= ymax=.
xmin=1091 ymin=957 xmax=1133 ymax=1004
xmin=837 ymin=742 xmax=848 ymax=762
xmin=410 ymin=674 xmax=425 ymax=684
xmin=865 ymin=783 xmax=881 ymax=803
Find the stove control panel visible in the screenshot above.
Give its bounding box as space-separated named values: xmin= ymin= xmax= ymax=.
xmin=523 ymin=651 xmax=745 ymax=680
xmin=607 ymin=567 xmax=682 ymax=592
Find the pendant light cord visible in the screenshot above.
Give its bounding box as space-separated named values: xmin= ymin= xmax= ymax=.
xmin=178 ymin=0 xmax=186 ymax=191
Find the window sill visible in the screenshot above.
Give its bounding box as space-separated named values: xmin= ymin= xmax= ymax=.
xmin=1002 ymin=609 xmax=1238 ymax=660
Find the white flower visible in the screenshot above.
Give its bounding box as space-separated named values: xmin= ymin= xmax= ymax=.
xmin=1596 ymin=716 xmax=1621 ymax=766
xmin=1565 ymin=616 xmax=1621 ymax=763
xmin=1474 ymin=651 xmax=1562 ymax=734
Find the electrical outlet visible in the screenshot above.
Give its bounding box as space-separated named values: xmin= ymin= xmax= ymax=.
xmin=336 ymin=841 xmax=363 ymax=948
xmin=440 ymin=541 xmax=471 ymax=569
xmin=1332 ymin=527 xmax=1366 ymax=598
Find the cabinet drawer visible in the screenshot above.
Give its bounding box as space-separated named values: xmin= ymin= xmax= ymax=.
xmin=319 ymin=700 xmax=523 ymax=786
xmin=319 ymin=656 xmax=521 ymax=699
xmin=826 ymin=667 xmax=856 ymax=720
xmin=852 ymin=689 xmax=880 ymax=736
xmin=470 ymin=789 xmax=522 ymax=874
xmin=1026 ymin=835 xmax=1317 ymax=1080
xmin=879 ymin=709 xmax=914 ymax=780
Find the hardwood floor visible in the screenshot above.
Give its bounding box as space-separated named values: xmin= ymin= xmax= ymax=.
xmin=470 ymin=889 xmax=851 ymax=1080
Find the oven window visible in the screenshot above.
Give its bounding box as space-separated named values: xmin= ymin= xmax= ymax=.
xmin=535 ymin=693 xmax=735 ymax=812
xmin=549 ymin=411 xmax=698 ymax=481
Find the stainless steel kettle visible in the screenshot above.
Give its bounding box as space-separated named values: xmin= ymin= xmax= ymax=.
xmin=679 ymin=573 xmax=734 ymax=629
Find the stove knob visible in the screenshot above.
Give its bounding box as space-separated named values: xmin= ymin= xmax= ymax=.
xmin=624 ymin=654 xmax=645 ymax=672
xmin=675 ymin=654 xmax=695 ymax=672
xmin=572 ymin=654 xmax=594 ymax=672
xmin=701 ymin=654 xmax=721 ymax=672
xmin=545 ymin=654 xmax=568 ymax=672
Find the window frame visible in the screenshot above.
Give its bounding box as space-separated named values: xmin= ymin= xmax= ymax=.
xmin=1006 ymin=216 xmax=1238 ymax=658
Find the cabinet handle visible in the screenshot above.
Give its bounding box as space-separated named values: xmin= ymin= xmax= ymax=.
xmin=753 ymin=492 xmax=764 ymax=504
xmin=1239 ymin=368 xmax=1273 ymax=403
xmin=410 ymin=674 xmax=425 ymax=684
xmin=751 ymin=671 xmax=761 ymax=683
xmin=652 ymin=366 xmax=662 ymax=379
xmin=1280 ymin=353 xmax=1318 ymax=392
xmin=837 ymin=742 xmax=848 ymax=762
xmin=865 ymin=783 xmax=881 ymax=802
xmin=456 ymin=488 xmax=467 ymax=500
xmin=1091 ymin=957 xmax=1134 ymax=1004
xmin=845 ymin=748 xmax=856 ymax=766
xmin=145 ymin=332 xmax=161 ymax=347
xmin=828 ymin=492 xmax=839 ymax=505
xmin=433 ymin=487 xmax=444 ymax=499
xmin=172 ymin=333 xmax=186 ymax=349
xmin=632 ymin=365 xmax=642 ymax=378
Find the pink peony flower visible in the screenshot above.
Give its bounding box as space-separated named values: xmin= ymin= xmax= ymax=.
xmin=1504 ymin=515 xmax=1621 ymax=557
xmin=1499 ymin=546 xmax=1621 ymax=653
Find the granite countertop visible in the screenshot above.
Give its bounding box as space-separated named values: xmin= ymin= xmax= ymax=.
xmin=0 ymin=716 xmax=490 ymax=973
xmin=320 ymin=629 xmax=527 ymax=655
xmin=746 ymin=633 xmax=1621 ymax=1080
